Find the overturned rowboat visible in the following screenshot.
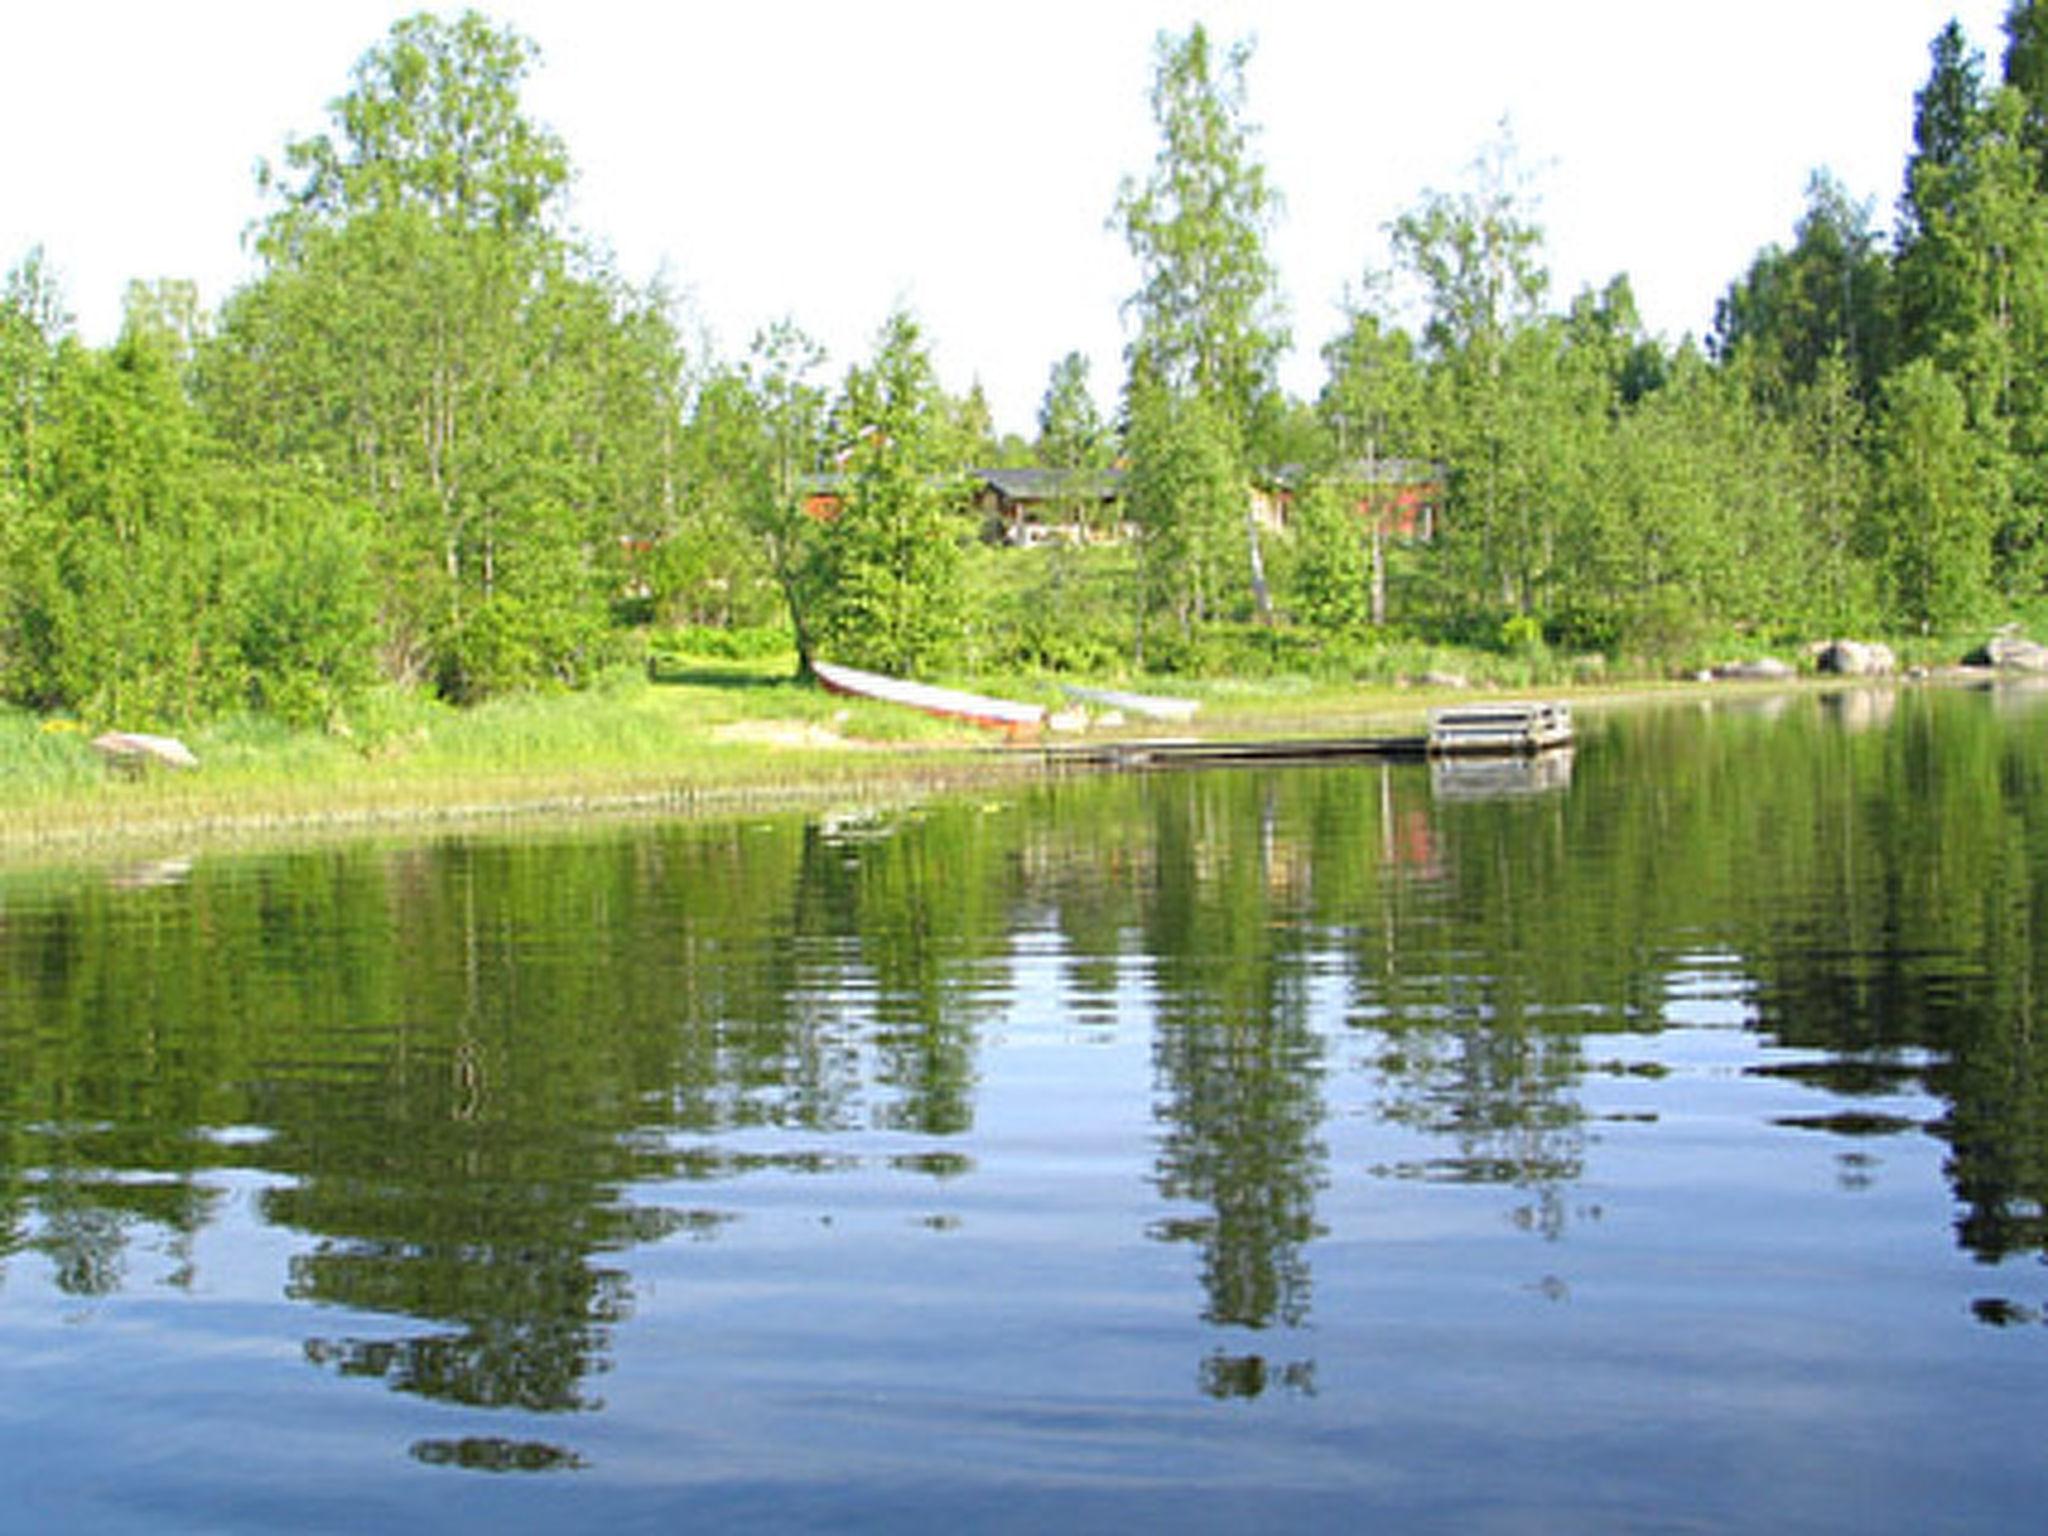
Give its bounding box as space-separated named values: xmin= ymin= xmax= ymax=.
xmin=812 ymin=660 xmax=1046 ymax=733
xmin=91 ymin=731 xmax=200 ymax=772
xmin=1061 ymin=683 xmax=1200 ymax=723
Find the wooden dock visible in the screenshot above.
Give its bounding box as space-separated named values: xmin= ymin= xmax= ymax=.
xmin=1041 ymin=734 xmax=1428 ymax=770
xmin=1425 ymin=701 xmax=1573 ymax=756
xmin=1039 ymin=701 xmax=1572 ymax=772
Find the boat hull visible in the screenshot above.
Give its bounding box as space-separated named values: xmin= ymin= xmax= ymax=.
xmin=813 ymin=660 xmax=1046 ymax=732
xmin=1061 ymin=684 xmax=1200 ymax=723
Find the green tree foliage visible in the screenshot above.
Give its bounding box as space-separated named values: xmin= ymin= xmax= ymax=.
xmin=1320 ymin=300 xmax=1425 ymax=464
xmin=944 ymin=380 xmax=1000 ymax=468
xmin=1892 ymin=22 xmax=2048 ymax=593
xmin=1036 ymin=351 xmax=1109 ymax=474
xmin=1392 ymin=128 xmax=1549 ymax=377
xmin=1872 ymin=358 xmax=1993 ymax=630
xmin=1790 ymin=350 xmax=1879 ymax=632
xmin=220 ymin=471 xmax=381 ymax=725
xmin=15 ymin=6 xmax=2048 ymax=726
xmin=2003 ymin=0 xmax=2048 ymax=183
xmin=1565 ymin=275 xmax=1669 ymax=407
xmin=1989 ymin=6 xmax=2048 ymax=586
xmin=262 ymin=9 xmax=569 ymax=237
xmin=5 ymin=323 xmax=224 ymax=719
xmin=1284 ymin=481 xmax=1373 ymax=633
xmin=808 ymin=310 xmax=974 ymax=675
xmin=1390 ymin=128 xmax=1558 ymax=623
xmin=207 ymin=10 xmax=677 ymax=700
xmin=682 ymin=321 xmax=831 ymax=659
xmin=1711 ymin=170 xmax=1893 ymax=410
xmin=1115 ymin=23 xmax=1287 ymax=621
xmin=1316 ymin=298 xmax=1427 ymax=627
xmin=1559 ymin=345 xmax=1838 ymax=654
xmin=1484 ymin=313 xmax=1617 ymax=629
xmin=0 ymin=257 xmax=60 ymax=695
xmin=1114 ymin=24 xmax=1286 ymax=427
xmin=1895 ymin=22 xmax=1989 ymax=354
xmin=0 ymin=296 xmax=379 ymax=726
xmin=0 ymin=249 xmax=68 ymax=510
xmin=1123 ymin=376 xmax=1245 ymax=647
xmin=1034 ymin=350 xmax=1114 ymax=542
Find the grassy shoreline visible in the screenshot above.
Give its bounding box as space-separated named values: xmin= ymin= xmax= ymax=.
xmin=0 ymin=650 xmax=1924 ymax=871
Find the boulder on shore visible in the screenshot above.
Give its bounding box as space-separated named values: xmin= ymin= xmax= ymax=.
xmin=1815 ymin=639 xmax=1897 ymax=677
xmin=1971 ymin=633 xmax=2048 ymax=673
xmin=1712 ymin=657 xmax=1796 ymax=682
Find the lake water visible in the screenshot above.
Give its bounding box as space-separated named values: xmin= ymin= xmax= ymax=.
xmin=3 ymin=685 xmax=2046 ymax=1532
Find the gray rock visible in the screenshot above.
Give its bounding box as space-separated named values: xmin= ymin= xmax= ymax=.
xmin=1980 ymin=634 xmax=2048 ymax=672
xmin=1816 ymin=639 xmax=1897 ymax=677
xmin=1713 ymin=657 xmax=1796 ymax=681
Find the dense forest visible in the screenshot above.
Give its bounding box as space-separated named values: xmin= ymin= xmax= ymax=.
xmin=6 ymin=7 xmax=2048 ymax=728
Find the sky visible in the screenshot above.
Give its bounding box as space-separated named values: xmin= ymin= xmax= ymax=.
xmin=0 ymin=1 xmax=2019 ymax=437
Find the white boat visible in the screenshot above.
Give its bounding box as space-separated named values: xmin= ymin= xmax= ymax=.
xmin=90 ymin=731 xmax=200 ymax=770
xmin=812 ymin=660 xmax=1046 ymax=732
xmin=1061 ymin=683 xmax=1201 ymax=723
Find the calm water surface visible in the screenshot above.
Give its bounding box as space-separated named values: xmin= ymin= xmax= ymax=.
xmin=3 ymin=686 xmax=2047 ymax=1531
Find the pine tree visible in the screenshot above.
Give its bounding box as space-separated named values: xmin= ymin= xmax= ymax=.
xmin=808 ymin=310 xmax=973 ymax=675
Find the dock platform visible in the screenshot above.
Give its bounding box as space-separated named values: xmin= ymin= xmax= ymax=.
xmin=1425 ymin=701 xmax=1573 ymax=756
xmin=1039 ymin=701 xmax=1572 ymax=771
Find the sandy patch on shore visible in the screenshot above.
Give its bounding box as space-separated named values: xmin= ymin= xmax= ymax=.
xmin=710 ymin=719 xmax=864 ymax=749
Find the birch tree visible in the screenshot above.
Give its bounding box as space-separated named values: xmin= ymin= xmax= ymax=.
xmin=1319 ymin=300 xmax=1426 ymax=626
xmin=1114 ymin=24 xmax=1287 ymax=621
xmin=1390 ymin=126 xmax=1553 ymax=621
xmin=207 ymin=10 xmax=678 ymax=698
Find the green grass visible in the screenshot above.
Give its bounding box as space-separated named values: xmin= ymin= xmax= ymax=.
xmin=0 ymin=620 xmax=2022 ymax=865
xmin=0 ymin=657 xmax=1017 ymax=858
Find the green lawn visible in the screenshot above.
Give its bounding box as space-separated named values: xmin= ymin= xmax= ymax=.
xmin=0 ymin=639 xmax=1930 ymax=866
xmin=0 ymin=658 xmax=991 ymax=856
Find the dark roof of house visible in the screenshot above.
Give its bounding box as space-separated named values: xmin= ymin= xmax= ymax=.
xmin=794 ymin=467 xmax=1124 ymax=501
xmin=974 ymin=466 xmax=1125 ymax=502
xmin=1260 ymin=459 xmax=1444 ymax=490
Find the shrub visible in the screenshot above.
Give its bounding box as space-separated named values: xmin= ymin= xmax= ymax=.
xmin=649 ymin=623 xmax=796 ymax=663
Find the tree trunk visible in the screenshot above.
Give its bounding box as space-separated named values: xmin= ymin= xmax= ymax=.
xmin=1371 ymin=517 xmax=1386 ymax=628
xmin=1366 ymin=438 xmax=1386 ymax=628
xmin=1246 ymin=500 xmax=1272 ymax=623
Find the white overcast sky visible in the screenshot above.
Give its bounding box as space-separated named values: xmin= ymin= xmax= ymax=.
xmin=0 ymin=1 xmax=2017 ymax=435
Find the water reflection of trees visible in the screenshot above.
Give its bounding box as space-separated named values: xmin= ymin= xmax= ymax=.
xmin=6 ymin=685 xmax=2048 ymax=1420
xmin=1345 ymin=768 xmax=1595 ymax=1244
xmin=1143 ymin=778 xmax=1327 ymax=1343
xmin=1719 ymin=691 xmax=2048 ymax=1266
xmin=0 ymin=811 xmax=1019 ymax=1431
xmin=1368 ymin=1023 xmax=1587 ymax=1239
xmin=811 ymin=814 xmax=1006 ymax=1135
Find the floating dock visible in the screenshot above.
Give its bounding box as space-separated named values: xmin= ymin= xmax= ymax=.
xmin=1039 ymin=700 xmax=1573 ymax=771
xmin=1425 ymin=701 xmax=1574 ymax=755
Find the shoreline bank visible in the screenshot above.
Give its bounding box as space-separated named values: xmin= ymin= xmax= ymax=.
xmin=0 ymin=669 xmax=2010 ymax=874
